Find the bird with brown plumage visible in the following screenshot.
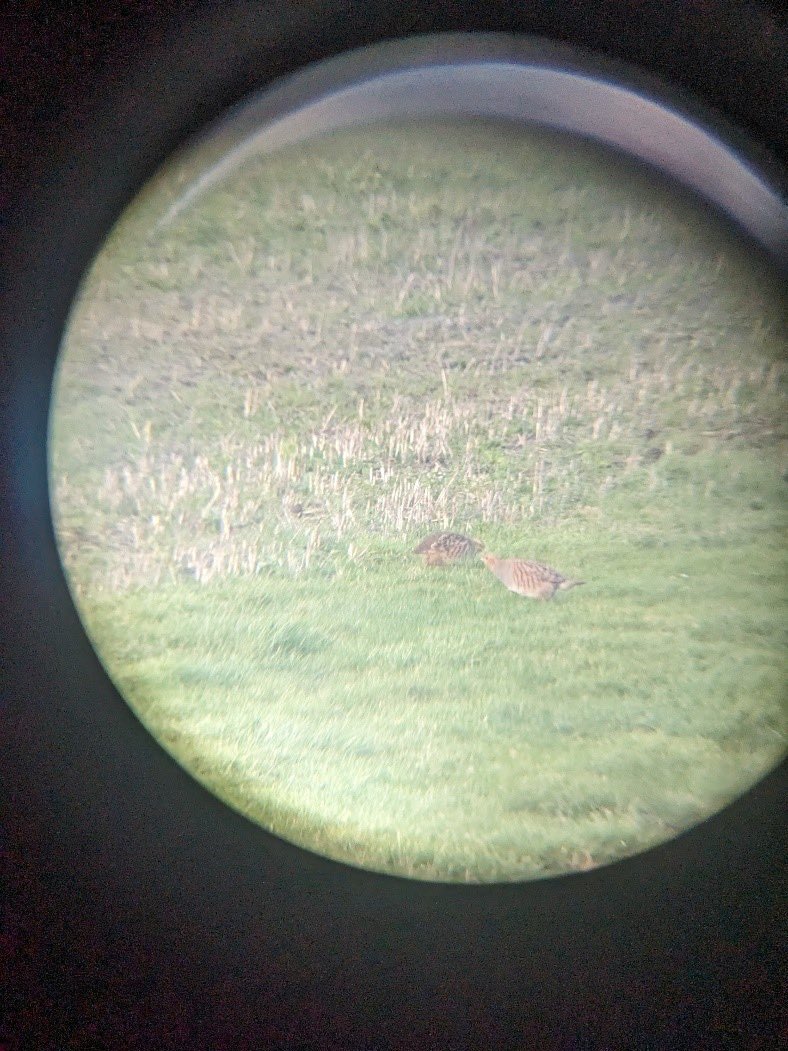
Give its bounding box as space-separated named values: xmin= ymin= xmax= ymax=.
xmin=414 ymin=532 xmax=484 ymax=567
xmin=481 ymin=553 xmax=584 ymax=599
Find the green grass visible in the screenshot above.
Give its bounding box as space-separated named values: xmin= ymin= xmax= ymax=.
xmin=50 ymin=120 xmax=787 ymax=881
xmin=83 ymin=527 xmax=785 ymax=882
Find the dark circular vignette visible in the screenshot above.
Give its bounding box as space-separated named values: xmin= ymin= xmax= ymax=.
xmin=2 ymin=4 xmax=787 ymax=1050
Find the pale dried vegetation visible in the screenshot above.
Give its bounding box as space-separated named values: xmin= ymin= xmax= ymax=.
xmin=50 ymin=124 xmax=786 ymax=597
xmin=53 ymin=354 xmax=784 ymax=594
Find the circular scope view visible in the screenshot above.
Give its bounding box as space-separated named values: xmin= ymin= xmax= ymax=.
xmin=50 ymin=112 xmax=786 ymax=882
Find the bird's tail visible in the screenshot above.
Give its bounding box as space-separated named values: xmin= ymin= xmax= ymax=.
xmin=559 ymin=579 xmax=585 ymax=590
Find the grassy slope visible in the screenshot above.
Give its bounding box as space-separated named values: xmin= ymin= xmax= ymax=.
xmin=50 ymin=121 xmax=786 ymax=881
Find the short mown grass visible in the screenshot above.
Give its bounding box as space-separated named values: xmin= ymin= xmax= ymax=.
xmin=50 ymin=120 xmax=786 ymax=881
xmin=84 ymin=524 xmax=785 ymax=882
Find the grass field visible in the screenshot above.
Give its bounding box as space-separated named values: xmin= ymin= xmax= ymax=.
xmin=50 ymin=121 xmax=786 ymax=882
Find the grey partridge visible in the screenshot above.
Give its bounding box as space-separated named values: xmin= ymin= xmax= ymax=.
xmin=414 ymin=532 xmax=483 ymax=567
xmin=482 ymin=553 xmax=584 ymax=599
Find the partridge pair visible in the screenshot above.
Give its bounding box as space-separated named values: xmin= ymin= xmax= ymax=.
xmin=414 ymin=531 xmax=584 ymax=600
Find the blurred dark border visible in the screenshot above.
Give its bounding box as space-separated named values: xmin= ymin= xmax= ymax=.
xmin=1 ymin=3 xmax=786 ymax=1048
